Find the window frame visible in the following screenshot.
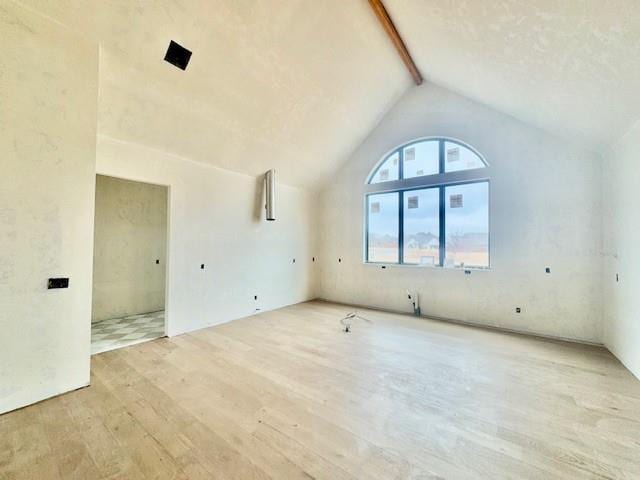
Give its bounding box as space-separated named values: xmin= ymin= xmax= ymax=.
xmin=364 ymin=137 xmax=491 ymax=269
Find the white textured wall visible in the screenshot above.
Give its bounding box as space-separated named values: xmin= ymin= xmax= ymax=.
xmin=92 ymin=175 xmax=167 ymax=322
xmin=318 ymin=84 xmax=603 ymax=343
xmin=603 ymin=120 xmax=640 ymax=379
xmin=96 ymin=135 xmax=318 ymax=336
xmin=0 ymin=2 xmax=98 ymax=414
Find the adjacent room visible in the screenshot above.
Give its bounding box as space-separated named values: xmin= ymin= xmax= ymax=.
xmin=1 ymin=1 xmax=639 ymax=479
xmin=91 ymin=175 xmax=168 ymax=354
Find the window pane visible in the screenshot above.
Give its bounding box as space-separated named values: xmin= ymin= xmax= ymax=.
xmin=445 ymin=182 xmax=489 ymax=268
xmin=403 ymin=188 xmax=440 ymax=265
xmin=369 ymin=152 xmax=399 ymax=184
xmin=367 ymin=192 xmax=399 ymax=263
xmin=403 ymin=141 xmax=439 ymax=178
xmin=444 ymin=141 xmax=486 ymax=172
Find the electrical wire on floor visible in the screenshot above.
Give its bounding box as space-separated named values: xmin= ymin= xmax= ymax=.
xmin=339 ymin=311 xmax=372 ymax=333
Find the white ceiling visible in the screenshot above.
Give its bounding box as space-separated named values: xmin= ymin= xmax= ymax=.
xmin=386 ymin=0 xmax=640 ymax=153
xmin=21 ymin=0 xmax=410 ymax=189
xmin=19 ymin=0 xmax=640 ymax=188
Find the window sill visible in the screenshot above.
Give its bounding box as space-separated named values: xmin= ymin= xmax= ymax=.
xmin=363 ymin=262 xmax=491 ymax=271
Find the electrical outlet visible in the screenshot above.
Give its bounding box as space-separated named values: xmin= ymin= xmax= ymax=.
xmin=254 ymin=295 xmax=258 ymax=301
xmin=515 ymin=307 xmax=521 ymax=313
xmin=200 ymin=264 xmax=205 ymax=270
xmin=156 ymin=259 xmax=160 ymax=265
xmin=545 ymin=267 xmax=551 ymax=273
xmin=48 ymin=278 xmax=69 ymax=289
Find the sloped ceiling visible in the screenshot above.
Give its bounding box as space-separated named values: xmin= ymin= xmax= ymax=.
xmin=385 ymin=0 xmax=640 ymax=152
xmin=19 ymin=0 xmax=410 ymax=189
xmin=17 ymin=1 xmax=640 ymax=187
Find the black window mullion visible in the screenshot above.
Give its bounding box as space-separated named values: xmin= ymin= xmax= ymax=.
xmin=365 ymin=195 xmax=370 ymax=263
xmin=439 ymin=186 xmax=445 ymax=267
xmin=398 ymin=147 xmax=404 ymax=265
xmin=439 ymin=139 xmax=446 ymax=267
xmin=398 ymin=191 xmax=404 ymax=264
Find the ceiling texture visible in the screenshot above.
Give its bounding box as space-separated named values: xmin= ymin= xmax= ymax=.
xmin=385 ymin=0 xmax=640 ymax=153
xmin=18 ymin=0 xmax=640 ymax=188
xmin=19 ymin=0 xmax=410 ymax=189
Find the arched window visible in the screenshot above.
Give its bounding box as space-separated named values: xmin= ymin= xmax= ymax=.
xmin=365 ymin=138 xmax=490 ymax=268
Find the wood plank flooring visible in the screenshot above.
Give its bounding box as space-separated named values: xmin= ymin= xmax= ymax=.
xmin=2 ymin=301 xmax=640 ymax=479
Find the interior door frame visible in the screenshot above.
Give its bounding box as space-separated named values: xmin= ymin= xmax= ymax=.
xmin=90 ymin=173 xmax=172 ymax=341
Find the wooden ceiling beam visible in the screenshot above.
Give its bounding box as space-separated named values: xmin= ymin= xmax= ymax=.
xmin=368 ymin=0 xmax=423 ymax=85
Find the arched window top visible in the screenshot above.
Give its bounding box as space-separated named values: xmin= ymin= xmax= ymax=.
xmin=368 ymin=138 xmax=487 ymax=185
xmin=364 ymin=137 xmax=490 ymax=269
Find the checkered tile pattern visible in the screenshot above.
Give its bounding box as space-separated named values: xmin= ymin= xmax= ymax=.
xmin=91 ymin=311 xmax=164 ymax=355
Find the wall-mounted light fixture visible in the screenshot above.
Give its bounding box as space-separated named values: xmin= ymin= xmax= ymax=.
xmin=265 ymin=169 xmax=276 ymax=221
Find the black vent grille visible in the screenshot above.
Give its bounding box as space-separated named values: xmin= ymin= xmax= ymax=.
xmin=164 ymin=40 xmax=192 ymax=70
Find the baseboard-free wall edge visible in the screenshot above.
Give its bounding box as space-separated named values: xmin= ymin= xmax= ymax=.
xmin=603 ymin=341 xmax=640 ymax=382
xmin=166 ymin=296 xmax=317 ymax=338
xmin=0 ymin=382 xmax=91 ymax=416
xmin=312 ymin=297 xmax=605 ymax=348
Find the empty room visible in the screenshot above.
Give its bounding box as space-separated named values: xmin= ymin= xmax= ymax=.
xmin=1 ymin=1 xmax=639 ymax=479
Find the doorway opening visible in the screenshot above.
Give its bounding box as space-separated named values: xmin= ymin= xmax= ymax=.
xmin=91 ymin=175 xmax=169 ymax=355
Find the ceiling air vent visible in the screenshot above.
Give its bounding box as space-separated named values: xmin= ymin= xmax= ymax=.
xmin=164 ymin=40 xmax=192 ymax=71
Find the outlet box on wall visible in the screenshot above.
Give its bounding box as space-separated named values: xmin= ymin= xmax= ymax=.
xmin=48 ymin=278 xmax=70 ymax=289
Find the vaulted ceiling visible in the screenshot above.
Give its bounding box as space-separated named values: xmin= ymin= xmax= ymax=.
xmin=19 ymin=0 xmax=640 ymax=188
xmin=385 ymin=0 xmax=640 ymax=153
xmin=20 ymin=0 xmax=410 ymax=188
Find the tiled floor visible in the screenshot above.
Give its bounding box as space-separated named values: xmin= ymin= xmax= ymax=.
xmin=91 ymin=311 xmax=165 ymax=355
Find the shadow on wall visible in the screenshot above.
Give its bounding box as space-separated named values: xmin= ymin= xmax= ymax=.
xmin=253 ymin=174 xmax=265 ymax=222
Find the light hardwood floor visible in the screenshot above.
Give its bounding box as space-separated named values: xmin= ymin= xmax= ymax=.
xmin=1 ymin=301 xmax=640 ymax=479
